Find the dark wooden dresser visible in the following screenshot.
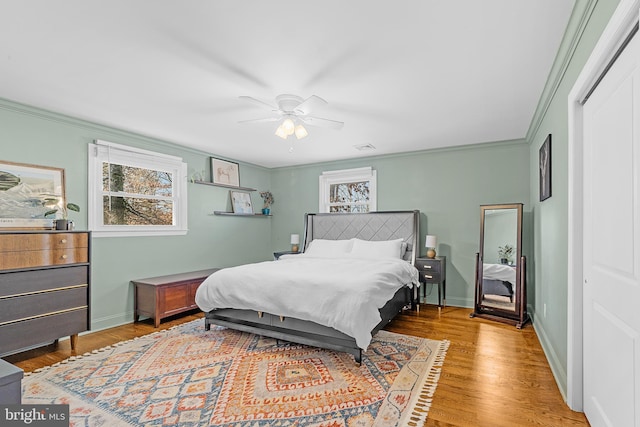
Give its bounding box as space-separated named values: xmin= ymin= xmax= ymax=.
xmin=0 ymin=231 xmax=90 ymax=356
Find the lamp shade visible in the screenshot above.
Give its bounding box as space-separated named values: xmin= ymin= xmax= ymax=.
xmin=425 ymin=235 xmax=437 ymax=248
xmin=294 ymin=124 xmax=308 ymax=139
xmin=290 ymin=234 xmax=300 ymax=245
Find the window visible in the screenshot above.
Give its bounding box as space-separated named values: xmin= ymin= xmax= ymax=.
xmin=318 ymin=167 xmax=377 ymax=213
xmin=88 ymin=140 xmax=188 ymax=237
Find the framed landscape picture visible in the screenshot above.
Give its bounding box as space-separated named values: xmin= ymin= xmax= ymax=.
xmin=0 ymin=160 xmax=65 ymax=228
xmin=230 ymin=190 xmax=253 ymax=214
xmin=211 ymin=157 xmax=240 ymax=187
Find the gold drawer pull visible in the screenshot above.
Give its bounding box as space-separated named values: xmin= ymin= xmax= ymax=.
xmin=279 ymin=316 xmax=285 ymax=322
xmin=258 ymin=311 xmax=263 ymax=318
xmin=60 ymin=239 xmax=67 ymax=244
xmin=423 ymin=265 xmax=432 ymax=269
xmin=425 ymin=275 xmax=433 ymax=279
xmin=61 ymin=254 xmax=68 ymax=260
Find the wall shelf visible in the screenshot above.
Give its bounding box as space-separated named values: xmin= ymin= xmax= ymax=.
xmin=193 ymin=180 xmax=256 ymax=192
xmin=213 ymin=211 xmax=271 ymax=217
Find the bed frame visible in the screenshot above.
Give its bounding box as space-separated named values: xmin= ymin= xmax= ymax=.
xmin=204 ymin=210 xmax=420 ymax=363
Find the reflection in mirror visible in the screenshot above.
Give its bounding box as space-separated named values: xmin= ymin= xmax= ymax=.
xmin=471 ymin=203 xmax=530 ymax=329
xmin=482 ymin=208 xmax=518 ymax=312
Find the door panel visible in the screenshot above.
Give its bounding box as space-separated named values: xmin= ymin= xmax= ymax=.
xmin=583 ymin=33 xmax=640 ymax=427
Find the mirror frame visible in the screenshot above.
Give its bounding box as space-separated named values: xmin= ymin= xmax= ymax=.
xmin=470 ymin=203 xmax=530 ymax=329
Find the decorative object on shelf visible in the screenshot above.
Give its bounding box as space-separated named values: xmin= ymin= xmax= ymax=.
xmin=290 ymin=234 xmax=300 ymax=252
xmin=539 ymin=134 xmax=552 ymax=201
xmin=260 ymin=191 xmax=274 ymax=215
xmin=230 ymin=190 xmax=253 ymax=214
xmin=189 ymin=169 xmax=206 ymax=183
xmin=0 ymin=160 xmax=65 ymax=229
xmin=498 ymin=244 xmax=514 ymax=265
xmin=425 ymin=235 xmax=437 ymax=258
xmin=211 ymin=157 xmax=240 ymax=187
xmin=44 ymin=199 xmax=80 ymax=230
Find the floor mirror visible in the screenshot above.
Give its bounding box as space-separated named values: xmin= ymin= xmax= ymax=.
xmin=470 ymin=203 xmax=530 ymax=328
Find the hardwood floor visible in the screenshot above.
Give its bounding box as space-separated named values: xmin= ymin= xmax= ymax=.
xmin=4 ymin=305 xmax=589 ymax=427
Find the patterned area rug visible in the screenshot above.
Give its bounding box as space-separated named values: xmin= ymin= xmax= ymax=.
xmin=22 ymin=320 xmax=449 ymax=426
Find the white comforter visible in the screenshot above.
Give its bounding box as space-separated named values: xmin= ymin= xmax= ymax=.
xmin=195 ymin=254 xmax=419 ymax=349
xmin=483 ymin=263 xmax=517 ymax=284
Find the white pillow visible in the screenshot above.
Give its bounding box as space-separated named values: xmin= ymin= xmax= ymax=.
xmin=350 ymin=238 xmax=404 ymax=259
xmin=304 ymin=239 xmax=353 ymax=257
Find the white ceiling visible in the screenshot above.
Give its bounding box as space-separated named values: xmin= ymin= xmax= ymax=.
xmin=0 ymin=1 xmax=575 ymax=168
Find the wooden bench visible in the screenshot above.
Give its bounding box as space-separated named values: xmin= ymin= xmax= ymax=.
xmin=132 ymin=268 xmax=219 ymax=327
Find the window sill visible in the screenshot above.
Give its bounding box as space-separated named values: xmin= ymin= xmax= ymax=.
xmin=90 ymin=229 xmax=188 ymax=238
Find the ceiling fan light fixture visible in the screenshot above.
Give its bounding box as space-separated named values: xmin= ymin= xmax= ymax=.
xmin=275 ymin=125 xmax=288 ymax=139
xmin=282 ymin=118 xmax=295 ymax=135
xmin=294 ymin=124 xmax=308 ymax=139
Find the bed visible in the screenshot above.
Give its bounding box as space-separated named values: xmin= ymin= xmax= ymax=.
xmin=195 ymin=210 xmax=419 ymax=363
xmin=482 ymin=263 xmax=516 ymax=302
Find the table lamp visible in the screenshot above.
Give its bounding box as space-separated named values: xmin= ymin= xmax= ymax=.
xmin=291 ymin=234 xmax=300 ymax=252
xmin=425 ymin=235 xmax=437 ymax=258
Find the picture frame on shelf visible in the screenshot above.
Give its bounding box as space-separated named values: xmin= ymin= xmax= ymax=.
xmin=230 ymin=190 xmax=253 ymax=214
xmin=211 ymin=157 xmax=240 ymax=187
xmin=0 ymin=160 xmax=65 ymax=229
xmin=539 ymin=134 xmax=552 ymax=202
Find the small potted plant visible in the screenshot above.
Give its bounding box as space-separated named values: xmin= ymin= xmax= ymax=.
xmin=44 ymin=198 xmax=80 ymax=230
xmin=259 ymin=191 xmax=274 ymax=215
xmin=498 ymin=244 xmax=514 ymax=265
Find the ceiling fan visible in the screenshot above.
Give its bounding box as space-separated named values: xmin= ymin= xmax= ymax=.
xmin=238 ymin=94 xmax=344 ymax=139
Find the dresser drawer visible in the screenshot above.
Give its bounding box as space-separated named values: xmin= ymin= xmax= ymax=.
xmin=0 ymin=308 xmax=88 ymax=356
xmin=415 ymin=258 xmax=442 ymax=274
xmin=0 ymin=233 xmax=88 ymax=253
xmin=419 ymin=271 xmax=441 ymax=283
xmin=0 ymin=286 xmax=88 ymax=325
xmin=0 ymin=266 xmax=89 ymax=297
xmin=0 ymin=248 xmax=88 ymax=270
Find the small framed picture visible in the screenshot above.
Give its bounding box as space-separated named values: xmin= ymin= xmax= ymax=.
xmin=539 ymin=134 xmax=552 ymax=202
xmin=230 ymin=191 xmax=253 ymax=214
xmin=211 ymin=157 xmax=240 ymax=187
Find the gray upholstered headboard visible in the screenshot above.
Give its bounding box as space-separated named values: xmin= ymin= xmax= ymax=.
xmin=302 ymin=210 xmax=420 ymax=264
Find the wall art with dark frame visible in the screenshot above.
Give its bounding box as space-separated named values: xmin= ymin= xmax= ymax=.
xmin=211 ymin=157 xmax=240 ymax=187
xmin=539 ymin=134 xmax=552 ymax=201
xmin=0 ymin=160 xmax=65 ymax=228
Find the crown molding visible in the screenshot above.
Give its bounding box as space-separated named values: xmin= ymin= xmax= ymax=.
xmin=525 ymin=0 xmax=599 ymax=143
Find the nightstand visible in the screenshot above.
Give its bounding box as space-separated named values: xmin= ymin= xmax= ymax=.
xmin=415 ymin=256 xmax=446 ymax=310
xmin=273 ymin=251 xmax=300 ymax=260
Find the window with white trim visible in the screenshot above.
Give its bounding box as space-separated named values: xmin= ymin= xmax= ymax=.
xmin=88 ymin=140 xmax=188 ymax=237
xmin=318 ymin=167 xmax=377 ymax=213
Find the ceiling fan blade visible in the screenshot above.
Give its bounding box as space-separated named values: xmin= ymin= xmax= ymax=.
xmin=238 ymin=117 xmax=279 ymax=124
xmin=294 ymin=95 xmax=327 ymax=116
xmin=239 ymin=96 xmax=278 ymax=111
xmin=300 ymin=116 xmax=344 ymax=130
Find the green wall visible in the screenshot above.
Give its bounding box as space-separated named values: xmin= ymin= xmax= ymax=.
xmin=0 ymin=100 xmax=273 ymax=330
xmin=526 ymin=0 xmax=619 ymax=398
xmin=270 ymin=142 xmax=530 ymax=308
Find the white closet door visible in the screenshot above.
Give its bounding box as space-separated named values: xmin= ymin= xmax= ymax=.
xmin=582 ymin=33 xmax=640 ymax=427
